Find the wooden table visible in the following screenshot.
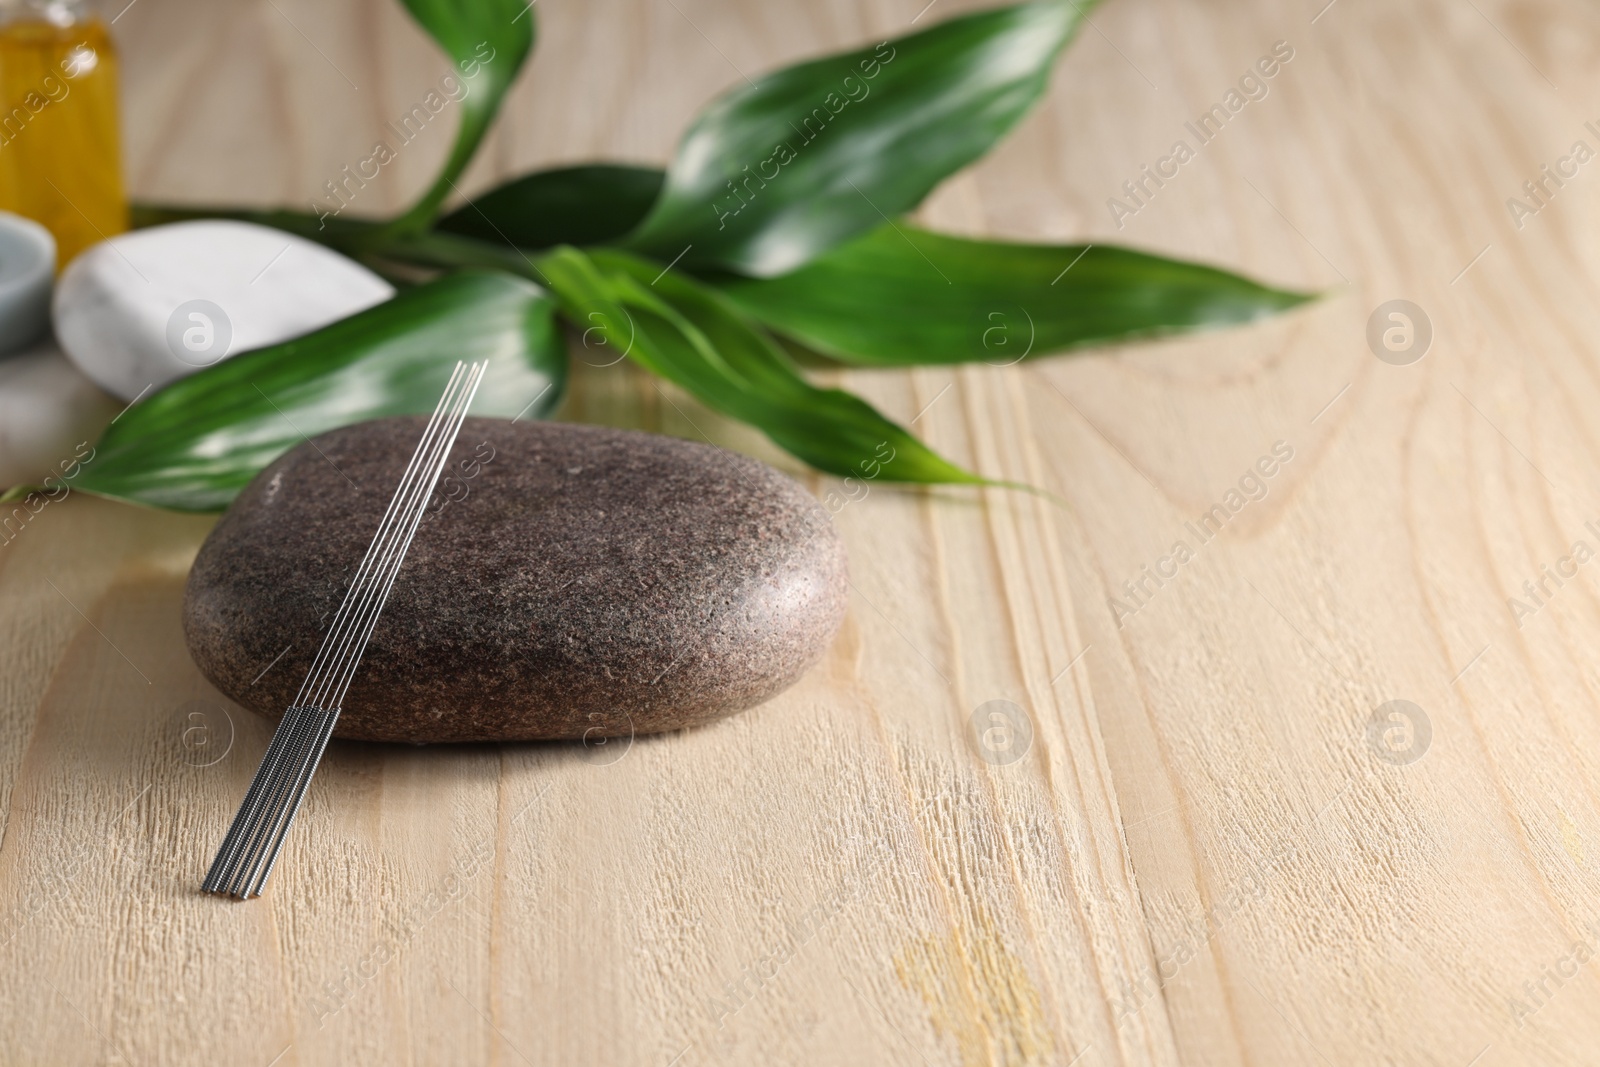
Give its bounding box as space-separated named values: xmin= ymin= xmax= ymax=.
xmin=3 ymin=0 xmax=1596 ymax=1062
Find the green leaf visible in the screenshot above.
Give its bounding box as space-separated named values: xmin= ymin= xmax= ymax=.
xmin=714 ymin=223 xmax=1316 ymax=364
xmin=537 ymin=246 xmax=982 ymax=485
xmin=436 ymin=164 xmax=665 ymax=249
xmin=387 ymin=0 xmax=538 ymax=234
xmin=74 ymin=270 xmax=565 ymax=512
xmin=623 ymin=0 xmax=1090 ymax=277
xmin=131 ymin=202 xmax=550 ymax=286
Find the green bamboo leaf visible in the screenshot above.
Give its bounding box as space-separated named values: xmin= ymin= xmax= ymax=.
xmin=388 ymin=0 xmax=537 ymax=233
xmin=436 ymin=164 xmax=665 ymax=249
xmin=74 ymin=270 xmax=564 ymax=512
xmin=624 ymin=0 xmax=1091 ymax=277
xmin=714 ymin=223 xmax=1315 ymax=364
xmin=538 ymin=246 xmax=982 ymax=485
xmin=131 ymin=202 xmax=547 ymax=286
xmin=140 ymin=165 xmax=665 ymax=259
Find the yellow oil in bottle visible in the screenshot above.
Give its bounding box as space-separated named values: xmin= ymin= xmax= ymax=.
xmin=0 ymin=10 xmax=125 ymax=269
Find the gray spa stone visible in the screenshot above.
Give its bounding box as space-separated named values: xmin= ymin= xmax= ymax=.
xmin=183 ymin=417 xmax=848 ymax=742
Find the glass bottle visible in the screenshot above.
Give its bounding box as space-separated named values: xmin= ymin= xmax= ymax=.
xmin=0 ymin=0 xmax=125 ymax=269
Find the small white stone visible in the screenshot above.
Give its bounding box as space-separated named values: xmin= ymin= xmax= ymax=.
xmin=53 ymin=220 xmax=394 ymax=401
xmin=0 ymin=338 xmax=120 ymax=489
xmin=0 ymin=211 xmax=55 ymax=357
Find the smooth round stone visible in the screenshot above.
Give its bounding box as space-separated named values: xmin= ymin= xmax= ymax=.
xmin=0 ymin=211 xmax=55 ymax=356
xmin=54 ymin=220 xmax=394 ymax=401
xmin=184 ymin=418 xmax=848 ymax=743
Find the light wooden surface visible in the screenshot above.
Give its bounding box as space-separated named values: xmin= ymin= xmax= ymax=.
xmin=4 ymin=0 xmax=1600 ymax=1063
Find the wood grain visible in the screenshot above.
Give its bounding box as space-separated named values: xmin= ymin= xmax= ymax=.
xmin=5 ymin=0 xmax=1600 ymax=1062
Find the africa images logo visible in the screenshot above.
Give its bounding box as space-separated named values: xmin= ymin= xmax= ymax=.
xmin=1109 ymin=442 xmax=1295 ymax=627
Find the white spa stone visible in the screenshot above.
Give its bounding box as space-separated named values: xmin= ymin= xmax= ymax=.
xmin=0 ymin=339 xmax=120 ymax=489
xmin=0 ymin=211 xmax=55 ymax=357
xmin=53 ymin=220 xmax=394 ymax=401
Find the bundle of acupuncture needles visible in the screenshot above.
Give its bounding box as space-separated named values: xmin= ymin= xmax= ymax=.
xmin=202 ymin=360 xmax=487 ymax=899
